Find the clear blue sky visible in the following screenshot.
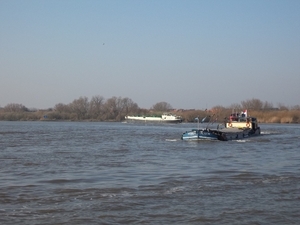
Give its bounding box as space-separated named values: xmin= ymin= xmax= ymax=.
xmin=1 ymin=0 xmax=299 ymax=109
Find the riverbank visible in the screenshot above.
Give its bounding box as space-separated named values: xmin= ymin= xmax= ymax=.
xmin=176 ymin=109 xmax=300 ymax=124
xmin=0 ymin=109 xmax=299 ymax=123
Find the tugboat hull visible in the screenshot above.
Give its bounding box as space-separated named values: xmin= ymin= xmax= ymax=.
xmin=181 ymin=111 xmax=261 ymax=141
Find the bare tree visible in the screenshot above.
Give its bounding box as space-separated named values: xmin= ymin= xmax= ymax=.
xmin=151 ymin=101 xmax=172 ymax=112
xmin=4 ymin=103 xmax=28 ymax=112
xmin=54 ymin=103 xmax=71 ymax=113
xmin=228 ymin=103 xmax=241 ymax=111
xmin=115 ymin=97 xmax=126 ymax=121
xmin=262 ymin=101 xmax=274 ymax=110
xmin=116 ymin=97 xmax=139 ymax=120
xmin=103 ymin=96 xmax=118 ymax=120
xmin=122 ymin=97 xmax=139 ymax=115
xmin=277 ymin=103 xmax=289 ymax=110
xmin=69 ymin=96 xmax=89 ymax=120
xmin=241 ymin=98 xmax=263 ymax=110
xmin=291 ymin=105 xmax=300 ymax=110
xmin=89 ymin=95 xmax=105 ymax=119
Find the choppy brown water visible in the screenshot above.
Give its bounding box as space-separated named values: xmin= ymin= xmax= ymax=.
xmin=0 ymin=121 xmax=299 ymax=224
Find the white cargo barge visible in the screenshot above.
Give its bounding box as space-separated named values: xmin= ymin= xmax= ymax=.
xmin=125 ymin=113 xmax=182 ymax=123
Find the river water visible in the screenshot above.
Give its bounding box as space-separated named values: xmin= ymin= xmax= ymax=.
xmin=0 ymin=121 xmax=299 ymax=224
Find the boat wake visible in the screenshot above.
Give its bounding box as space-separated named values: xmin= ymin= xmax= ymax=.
xmin=261 ymin=131 xmax=277 ymax=135
xmin=165 ymin=139 xmax=178 ymax=142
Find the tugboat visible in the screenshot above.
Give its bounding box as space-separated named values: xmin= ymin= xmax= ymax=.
xmin=181 ymin=110 xmax=261 ymax=141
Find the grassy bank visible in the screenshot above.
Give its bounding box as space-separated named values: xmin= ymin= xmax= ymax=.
xmin=250 ymin=110 xmax=299 ymax=123
xmin=176 ymin=109 xmax=300 ymax=124
xmin=0 ymin=109 xmax=299 ymax=123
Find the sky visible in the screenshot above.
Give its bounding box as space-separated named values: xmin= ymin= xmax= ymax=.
xmin=1 ymin=0 xmax=299 ymax=110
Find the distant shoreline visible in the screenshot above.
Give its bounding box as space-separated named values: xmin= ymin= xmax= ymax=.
xmin=1 ymin=105 xmax=299 ymax=124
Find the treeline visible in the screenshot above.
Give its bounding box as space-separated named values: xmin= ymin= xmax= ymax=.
xmin=177 ymin=107 xmax=300 ymax=124
xmin=0 ymin=96 xmax=141 ymax=121
xmin=177 ymin=98 xmax=300 ymax=123
xmin=0 ymin=97 xmax=299 ymax=123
